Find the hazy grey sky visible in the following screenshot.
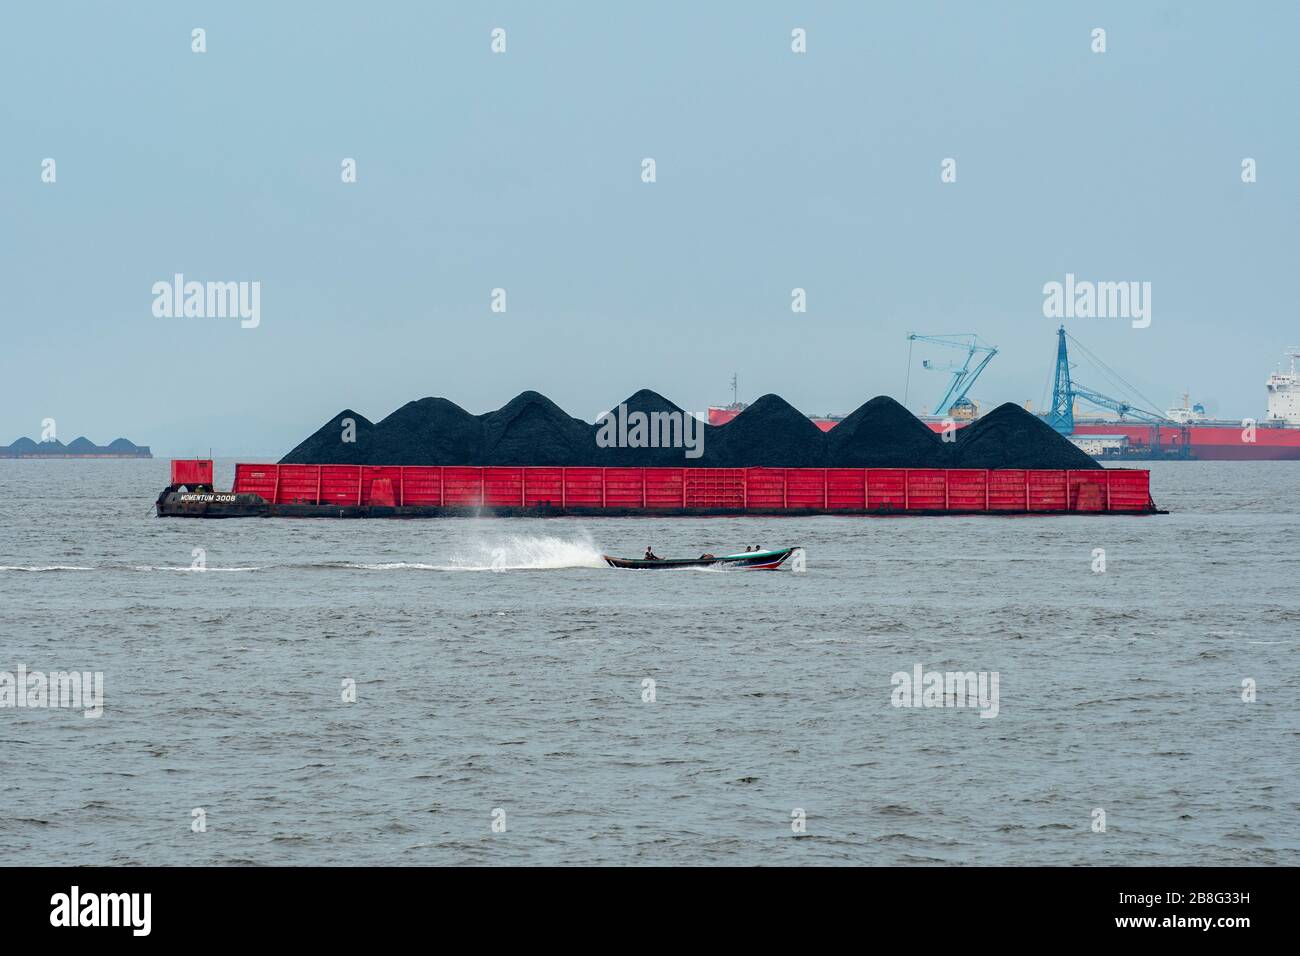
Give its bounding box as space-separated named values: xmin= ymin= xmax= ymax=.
xmin=3 ymin=2 xmax=1296 ymax=455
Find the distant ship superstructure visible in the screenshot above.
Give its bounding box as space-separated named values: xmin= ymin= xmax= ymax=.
xmin=1266 ymin=349 xmax=1300 ymax=424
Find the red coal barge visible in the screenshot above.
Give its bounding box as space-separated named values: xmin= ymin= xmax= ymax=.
xmin=156 ymin=459 xmax=1161 ymax=518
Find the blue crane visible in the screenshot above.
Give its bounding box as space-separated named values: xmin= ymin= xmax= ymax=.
xmin=1047 ymin=326 xmax=1168 ymax=433
xmin=905 ymin=333 xmax=998 ymax=417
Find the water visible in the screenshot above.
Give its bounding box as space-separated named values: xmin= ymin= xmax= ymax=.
xmin=1 ymin=459 xmax=1296 ymax=865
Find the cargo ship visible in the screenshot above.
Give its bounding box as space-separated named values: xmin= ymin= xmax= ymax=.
xmin=156 ymin=458 xmax=1159 ymax=517
xmin=1047 ymin=335 xmax=1300 ymax=460
xmin=710 ymin=340 xmax=1300 ymax=461
xmin=1065 ymin=368 xmax=1300 ymax=460
xmin=709 ymin=373 xmax=845 ymax=432
xmin=708 ymin=402 xmax=842 ymax=432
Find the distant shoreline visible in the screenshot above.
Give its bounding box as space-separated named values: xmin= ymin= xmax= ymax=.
xmin=0 ymin=452 xmax=153 ymax=459
xmin=1 ymin=437 xmax=152 ymax=459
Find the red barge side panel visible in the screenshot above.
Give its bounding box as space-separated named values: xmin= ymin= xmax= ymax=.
xmin=156 ymin=461 xmax=1159 ymax=517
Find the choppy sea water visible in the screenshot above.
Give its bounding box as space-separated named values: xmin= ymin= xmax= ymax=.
xmin=0 ymin=458 xmax=1296 ymax=866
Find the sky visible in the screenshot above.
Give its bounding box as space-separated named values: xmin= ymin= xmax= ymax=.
xmin=2 ymin=1 xmax=1296 ymax=456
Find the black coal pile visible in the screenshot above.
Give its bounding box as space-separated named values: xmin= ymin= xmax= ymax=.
xmin=706 ymin=394 xmax=827 ymax=467
xmin=952 ymin=402 xmax=1101 ymax=470
xmin=279 ymin=390 xmax=1101 ymax=470
xmin=828 ymin=396 xmax=952 ymax=467
xmin=371 ymin=398 xmax=483 ymax=465
xmin=595 ymin=389 xmax=715 ymax=467
xmin=280 ymin=409 xmax=376 ymax=464
xmin=480 ymin=391 xmax=597 ymax=466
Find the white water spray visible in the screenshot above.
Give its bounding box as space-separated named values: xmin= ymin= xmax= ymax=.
xmin=447 ymin=532 xmax=605 ymax=571
xmin=345 ymin=533 xmax=605 ymax=572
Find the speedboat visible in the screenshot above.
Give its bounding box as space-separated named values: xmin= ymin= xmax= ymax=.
xmin=602 ymin=547 xmax=798 ymax=570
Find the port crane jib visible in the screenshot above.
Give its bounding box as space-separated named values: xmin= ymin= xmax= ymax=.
xmin=905 ymin=333 xmax=998 ymax=418
xmin=1047 ymin=325 xmax=1170 ymax=433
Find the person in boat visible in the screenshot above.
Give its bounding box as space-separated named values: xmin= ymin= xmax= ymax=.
xmin=699 ymin=553 xmax=715 ymax=560
xmin=644 ymin=546 xmax=660 ymax=560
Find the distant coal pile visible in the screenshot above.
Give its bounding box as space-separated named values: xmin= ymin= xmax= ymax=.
xmin=279 ymin=390 xmax=1100 ymax=470
xmin=0 ymin=435 xmax=151 ymax=458
xmin=828 ymin=396 xmax=951 ymax=467
xmin=953 ymin=403 xmax=1100 ymax=470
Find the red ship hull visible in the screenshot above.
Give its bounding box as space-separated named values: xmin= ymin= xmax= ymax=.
xmin=1069 ymin=422 xmax=1300 ymax=460
xmin=709 ymin=407 xmax=840 ymax=431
